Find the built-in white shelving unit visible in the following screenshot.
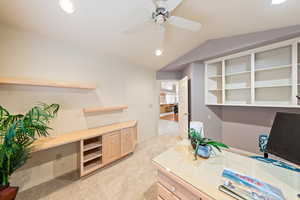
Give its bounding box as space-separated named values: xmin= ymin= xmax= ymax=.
xmin=205 ymin=37 xmax=300 ymax=108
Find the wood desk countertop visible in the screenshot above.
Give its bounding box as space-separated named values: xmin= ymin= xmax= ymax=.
xmin=32 ymin=120 xmax=137 ymax=152
xmin=153 ymin=140 xmax=300 ymax=200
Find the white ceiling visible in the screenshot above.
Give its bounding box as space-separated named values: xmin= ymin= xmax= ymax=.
xmin=0 ymin=0 xmax=300 ymax=70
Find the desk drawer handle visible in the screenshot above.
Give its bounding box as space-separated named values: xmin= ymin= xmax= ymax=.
xmin=170 ymin=186 xmax=176 ymax=192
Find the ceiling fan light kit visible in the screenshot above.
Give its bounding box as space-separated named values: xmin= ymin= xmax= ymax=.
xmin=271 ymin=0 xmax=287 ymax=5
xmin=155 ymin=49 xmax=163 ymax=56
xmin=59 ymin=0 xmax=75 ymax=14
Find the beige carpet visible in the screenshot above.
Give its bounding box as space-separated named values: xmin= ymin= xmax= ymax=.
xmin=17 ymin=135 xmax=180 ymax=200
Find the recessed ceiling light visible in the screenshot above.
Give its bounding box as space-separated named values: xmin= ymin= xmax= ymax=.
xmin=155 ymin=49 xmax=163 ymax=56
xmin=59 ymin=0 xmax=75 ymax=14
xmin=271 ymin=0 xmax=287 ymax=5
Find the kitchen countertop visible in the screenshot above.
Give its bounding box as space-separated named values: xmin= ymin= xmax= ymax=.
xmin=153 ymin=140 xmax=300 ymax=200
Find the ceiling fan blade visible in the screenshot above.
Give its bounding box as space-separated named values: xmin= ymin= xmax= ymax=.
xmin=124 ymin=19 xmax=154 ymax=34
xmin=166 ymin=0 xmax=183 ymax=12
xmin=144 ymin=0 xmax=157 ymax=14
xmin=168 ymin=16 xmax=202 ymax=32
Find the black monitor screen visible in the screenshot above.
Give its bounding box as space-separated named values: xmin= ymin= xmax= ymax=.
xmin=266 ymin=112 xmax=300 ymax=166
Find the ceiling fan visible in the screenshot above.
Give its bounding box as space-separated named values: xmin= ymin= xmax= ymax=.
xmin=124 ymin=0 xmax=202 ymax=53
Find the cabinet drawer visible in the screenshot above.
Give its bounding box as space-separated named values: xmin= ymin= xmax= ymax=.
xmin=158 ymin=170 xmax=201 ymax=200
xmin=157 ymin=183 xmax=180 ymax=200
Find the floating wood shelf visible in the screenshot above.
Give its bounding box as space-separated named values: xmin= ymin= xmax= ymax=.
xmin=0 ymin=77 xmax=96 ymax=90
xmin=31 ymin=120 xmax=137 ymax=152
xmin=83 ymin=105 xmax=128 ymax=113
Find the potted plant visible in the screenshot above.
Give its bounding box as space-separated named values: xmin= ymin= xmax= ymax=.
xmin=0 ymin=103 xmax=59 ymax=200
xmin=189 ymin=128 xmax=229 ymax=159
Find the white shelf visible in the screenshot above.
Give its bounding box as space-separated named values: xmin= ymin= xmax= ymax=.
xmin=208 ymin=75 xmax=222 ymax=79
xmin=225 ymin=71 xmax=251 ymax=76
xmin=255 ymin=84 xmax=292 ymax=89
xmin=255 ymin=64 xmax=291 ymax=72
xmin=208 ymin=89 xmax=222 ymax=91
xmin=207 ymin=103 xmax=300 ymax=108
xmin=205 ymin=37 xmax=300 ymax=108
xmin=225 ymin=87 xmax=250 ymax=90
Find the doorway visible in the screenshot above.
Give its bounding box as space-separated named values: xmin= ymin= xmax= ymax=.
xmin=159 ymin=80 xmax=179 ymax=136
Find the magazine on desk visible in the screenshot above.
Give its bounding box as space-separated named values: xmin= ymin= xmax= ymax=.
xmin=219 ymin=169 xmax=286 ymax=200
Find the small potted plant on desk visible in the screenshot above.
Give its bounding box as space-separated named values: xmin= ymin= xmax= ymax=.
xmin=0 ymin=103 xmax=59 ymax=200
xmin=189 ymin=128 xmax=229 ymax=160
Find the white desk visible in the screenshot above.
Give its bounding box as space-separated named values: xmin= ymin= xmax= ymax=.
xmin=153 ymin=140 xmax=300 ymax=200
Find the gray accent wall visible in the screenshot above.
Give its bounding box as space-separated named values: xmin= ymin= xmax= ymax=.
xmin=222 ymin=107 xmax=300 ymax=154
xmin=182 ymin=62 xmax=300 ymax=154
xmin=156 ymin=71 xmax=183 ymax=80
xmin=157 ymin=25 xmax=300 ymax=154
xmin=182 ymin=63 xmax=223 ymax=142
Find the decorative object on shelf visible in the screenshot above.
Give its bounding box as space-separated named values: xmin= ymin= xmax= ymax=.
xmin=258 ymin=134 xmax=269 ymax=158
xmin=0 ymin=103 xmax=59 ymax=199
xmin=188 ymin=128 xmax=228 ymax=159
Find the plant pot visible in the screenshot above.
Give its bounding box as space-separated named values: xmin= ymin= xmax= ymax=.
xmin=196 ymin=145 xmax=212 ymax=159
xmin=0 ymin=186 xmax=19 ymax=200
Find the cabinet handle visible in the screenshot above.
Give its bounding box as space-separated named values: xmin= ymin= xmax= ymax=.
xmin=170 ymin=186 xmax=176 ymax=192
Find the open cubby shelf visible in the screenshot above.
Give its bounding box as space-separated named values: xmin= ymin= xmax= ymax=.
xmin=255 ymin=64 xmax=291 ymax=72
xmin=83 ymin=158 xmax=102 ymax=175
xmin=83 ymin=137 xmax=102 ymax=151
xmin=83 ymin=148 xmax=102 ymax=163
xmin=81 ymin=136 xmax=103 ymax=176
xmin=208 ymin=75 xmax=222 ymax=79
xmin=205 ymin=38 xmax=300 ymax=108
xmin=225 ymin=71 xmax=251 ymax=76
xmin=83 ymin=142 xmax=102 ymax=152
xmin=225 ymin=87 xmax=250 ymax=90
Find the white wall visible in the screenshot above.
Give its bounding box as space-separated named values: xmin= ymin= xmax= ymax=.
xmin=0 ymin=24 xmax=159 ymax=191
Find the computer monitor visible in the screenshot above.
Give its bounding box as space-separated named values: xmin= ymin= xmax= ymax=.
xmin=266 ymin=112 xmax=300 ymax=166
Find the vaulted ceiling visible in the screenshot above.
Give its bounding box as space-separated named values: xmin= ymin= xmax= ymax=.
xmin=0 ymin=0 xmax=300 ymax=70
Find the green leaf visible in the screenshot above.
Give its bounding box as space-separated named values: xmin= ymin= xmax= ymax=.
xmin=0 ymin=103 xmax=59 ymax=185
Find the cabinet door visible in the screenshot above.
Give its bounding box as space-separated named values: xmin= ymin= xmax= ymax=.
xmin=121 ymin=128 xmax=134 ymax=156
xmin=103 ymin=131 xmax=121 ymax=165
xmin=131 ymin=125 xmax=138 ymax=149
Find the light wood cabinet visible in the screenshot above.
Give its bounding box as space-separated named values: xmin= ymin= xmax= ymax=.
xmin=103 ymin=131 xmax=122 ymax=165
xmin=131 ymin=125 xmax=138 ymax=149
xmin=79 ymin=124 xmax=138 ymax=177
xmin=121 ymin=129 xmax=134 ymax=156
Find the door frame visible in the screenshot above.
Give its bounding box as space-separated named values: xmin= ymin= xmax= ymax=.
xmin=157 ymin=79 xmax=190 ymax=136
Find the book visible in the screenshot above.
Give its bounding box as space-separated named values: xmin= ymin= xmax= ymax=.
xmin=220 ymin=169 xmax=286 ymax=200
xmin=219 ymin=185 xmax=248 ymax=200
